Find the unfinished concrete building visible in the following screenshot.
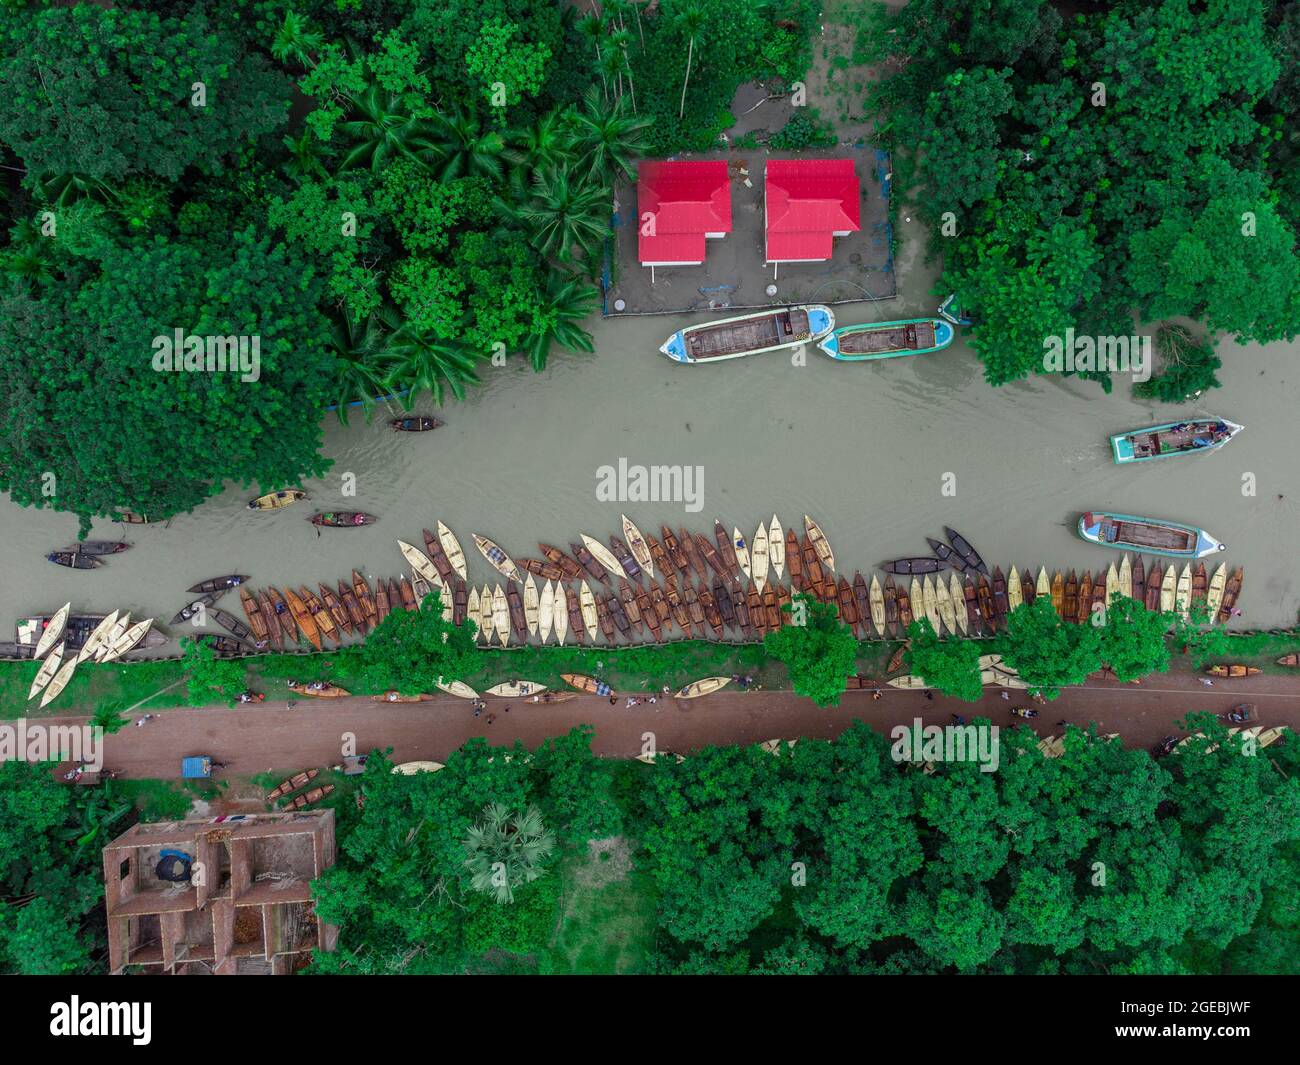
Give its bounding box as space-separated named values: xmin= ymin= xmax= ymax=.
xmin=102 ymin=810 xmax=338 ymax=974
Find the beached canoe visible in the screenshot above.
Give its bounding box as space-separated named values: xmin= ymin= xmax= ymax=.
xmin=675 ymin=676 xmax=731 ymax=699
xmin=1110 ymin=418 xmax=1243 ymax=464
xmin=27 ymin=642 xmax=64 ymax=700
xmin=537 ymin=580 xmax=555 ymax=644
xmin=506 ymin=582 xmax=527 ymax=641
xmin=922 ymin=575 xmax=943 ymax=634
xmin=1175 ymin=564 xmax=1192 ymax=620
xmin=248 ymin=489 xmax=305 ymax=511
xmin=943 ymin=527 xmax=988 ymax=575
xmin=437 ymin=521 xmax=468 ymax=581
xmin=436 ymin=677 xmax=478 ymax=699
xmin=40 ymin=657 xmax=78 ymax=707
xmin=33 ymin=603 xmax=71 ymax=660
xmin=732 ymin=528 xmax=752 ymax=581
xmin=101 ymin=618 xmax=153 ymax=662
xmin=1078 ymin=511 xmax=1225 ymax=559
xmin=391 ymin=416 xmax=443 ymax=432
xmin=749 ymin=523 xmax=769 ymax=592
xmin=487 ymin=680 xmax=547 ymax=698
xmin=1145 ymin=564 xmax=1162 ymax=613
xmin=492 ymin=584 xmax=510 ymax=645
xmin=621 ymin=515 xmax=654 ymax=577
xmin=562 ymin=673 xmax=613 ymax=697
xmin=818 ymin=317 xmax=954 ymax=360
xmin=1206 ymin=562 xmax=1227 ymax=621
xmin=1159 ymin=566 xmax=1177 ymax=614
xmin=1119 ymin=555 xmax=1133 ymax=600
xmin=769 ymin=516 xmax=785 ymax=578
xmin=478 ymin=584 xmax=494 ymax=644
xmin=1132 ymin=556 xmax=1146 ymax=605
xmin=887 ymin=674 xmax=931 ymax=690
xmin=467 ymin=586 xmax=481 ymax=637
xmin=1276 ymin=654 xmax=1299 ymax=667
xmin=1205 ymin=664 xmax=1260 ymax=678
xmin=76 ymin=611 xmax=120 ymax=664
xmin=475 ymin=534 xmax=523 ymax=584
xmin=547 ymin=583 xmax=565 ymax=646
xmin=947 ymin=573 xmax=967 ymax=635
xmin=287 ymin=680 xmax=350 ymax=698
xmin=1008 ymin=566 xmax=1023 ymax=613
xmin=267 ymin=768 xmax=319 ymax=800
xmin=805 ymin=516 xmax=835 ymax=571
xmin=283 ymin=784 xmax=335 ymax=810
xmin=522 ymin=573 xmax=540 ymax=636
xmin=1218 ymin=567 xmax=1243 ymax=624
xmin=1051 ymin=572 xmax=1064 ymax=615
xmin=660 ymin=305 xmax=835 ymax=363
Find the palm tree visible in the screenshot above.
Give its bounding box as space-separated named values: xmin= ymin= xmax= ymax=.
xmin=610 ymin=28 xmax=638 ymax=114
xmin=281 ymin=130 xmax=329 ymax=182
xmin=326 ymin=307 xmax=404 ymax=424
xmin=270 ymin=11 xmax=323 ymax=70
xmin=337 ymin=84 xmax=440 ymax=173
xmin=504 ymin=109 xmax=575 ymax=199
xmin=382 ymin=325 xmax=485 ymax=406
xmin=509 ymin=164 xmax=611 ymax=265
xmin=462 ymin=803 xmax=555 ymax=904
xmin=568 ymin=85 xmax=652 ymax=183
xmin=598 ymin=48 xmax=625 ymax=107
xmin=676 ymin=1 xmax=706 ymax=120
xmin=427 ymin=107 xmax=506 ymax=183
xmin=525 ymin=276 xmax=598 ymax=370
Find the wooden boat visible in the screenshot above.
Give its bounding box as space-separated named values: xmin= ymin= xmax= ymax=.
xmin=399 ymin=541 xmax=441 ymax=587
xmin=523 ymin=574 xmax=540 ymax=636
xmin=1205 ymin=664 xmax=1260 ymax=679
xmin=284 ymin=784 xmax=334 ymax=810
xmin=595 ymin=592 xmax=617 ymax=642
xmin=754 ymin=517 xmax=769 ymax=587
xmin=181 ymin=575 xmax=246 ymax=596
xmin=422 ymin=529 xmax=456 ymax=583
xmin=660 ymin=305 xmax=835 ymax=363
xmin=921 ymin=575 xmax=941 ymax=633
xmin=1144 ymin=564 xmax=1162 ymax=613
xmin=664 ymin=580 xmax=692 ymax=636
xmin=391 ymin=416 xmax=443 ymax=432
xmin=1159 ymin=566 xmax=1177 ymax=615
xmin=268 ymin=588 xmax=298 ymax=644
xmin=311 ymin=511 xmax=377 ymax=527
xmin=977 ymin=574 xmax=996 ymax=630
xmin=1217 ymin=567 xmax=1243 ymax=624
xmin=567 ymin=583 xmax=586 ymax=643
xmin=887 ymin=643 xmax=908 ymax=673
xmin=926 ymin=538 xmax=972 ymax=575
xmin=732 ymin=584 xmax=754 ymax=639
xmin=1050 ymin=572 xmax=1064 ymax=615
xmin=33 ymin=603 xmax=71 ymax=660
xmin=282 ymin=587 xmax=321 ymax=650
xmin=943 ymin=527 xmax=988 ymax=575
xmin=1063 ymin=571 xmax=1078 ymax=622
xmin=410 ymin=569 xmax=435 ymax=611
xmin=687 ymin=584 xmax=709 ymax=636
xmin=1007 ymin=566 xmax=1022 ymax=613
xmin=882 ymin=557 xmax=943 ymax=575
xmin=660 ymin=526 xmax=690 ymax=578
xmin=608 ymin=535 xmax=642 ymax=581
xmin=1110 ymin=418 xmax=1243 ymax=464
xmin=478 ymin=584 xmax=495 ymax=644
xmin=1091 ymin=574 xmax=1106 ymax=619
xmin=171 ymin=591 xmax=223 ymax=625
xmin=642 ymin=584 xmax=665 ymax=640
xmin=786 ymin=529 xmax=802 ymax=588
xmin=1175 ymin=564 xmax=1193 ymax=620
xmin=769 ymin=516 xmax=785 ymax=578
xmin=519 ymin=556 xmax=566 ymax=582
xmin=887 ymin=674 xmax=930 ymax=690
xmin=305 ymin=589 xmax=341 ymax=643
xmin=267 ymin=768 xmax=319 ymax=800
xmin=1131 ymin=555 xmax=1146 ymax=605
xmin=562 ymin=673 xmax=614 ymax=697
xmin=338 ymin=581 xmax=366 ymax=633
xmin=694 ymin=532 xmax=732 ymax=584
xmin=1076 ymin=572 xmax=1092 ymax=625
xmin=904 ymin=577 xmax=922 ymax=633
xmin=534 ymin=691 xmax=577 ymax=704
xmin=486 ymin=680 xmax=547 ymax=698
xmin=1117 ymin=555 xmax=1132 ymax=601
xmin=853 ymin=573 xmax=872 ymax=636
xmin=951 ymin=574 xmax=972 ymax=631
xmin=66 ymin=540 xmax=130 ymax=556
xmin=436 ymin=677 xmax=478 ymax=699
xmin=818 ymin=317 xmax=954 ymax=360
xmin=345 ymin=572 xmax=373 ymax=626
xmin=1189 ymin=562 xmax=1207 ymax=614
xmin=618 ymin=580 xmax=643 ymax=635
xmin=1035 ymin=567 xmax=1050 ymax=605
xmin=869 ymin=575 xmax=887 ymax=637
xmin=571 ymin=540 xmax=610 ymax=584
xmin=805 ymin=515 xmax=835 ymax=571
xmin=47 ymin=550 xmax=101 ymax=569
xmin=474 ymin=534 xmax=521 ymax=584
xmin=579 ymin=582 xmax=598 ymax=637
xmin=248 ymin=489 xmax=306 ymax=511
xmin=679 ymin=528 xmax=708 ymax=580
xmin=104 ymin=618 xmax=155 ymax=662
xmin=896 ymin=579 xmax=913 ymax=628
xmin=935 ymin=575 xmax=958 ymax=634
xmin=777 ymin=583 xmax=792 ymax=625
xmin=621 ymin=515 xmax=654 ymax=577
xmin=208 ymin=607 xmax=254 ymax=644
xmin=731 ymin=527 xmax=752 ymax=581
xmin=552 ymin=583 xmax=568 ymax=645
xmin=374 ymin=580 xmax=391 ymax=626
xmin=539 ymin=543 xmax=584 ymax=581
xmin=964 ymin=576 xmax=982 ymax=633
xmin=493 ymin=584 xmax=511 ymax=645
xmin=579 ymin=534 xmax=623 ymax=579
xmin=399 ymin=575 xmax=419 ymax=612
xmin=467 ymin=586 xmax=481 ymax=639
xmin=238 ymin=589 xmax=270 ymax=646
xmin=40 ymin=657 xmax=78 ymax=707
xmin=839 ymin=577 xmax=861 ymax=631
xmin=1079 ymin=511 xmax=1225 ymax=559
xmin=76 ymin=611 xmax=120 ymax=664
xmin=646 ymin=534 xmax=672 ymax=579
xmin=319 ymin=584 xmax=353 ymax=635
xmin=712 ymin=577 xmax=736 ymax=629
xmin=675 ymin=677 xmax=731 ymax=699
xmin=1103 ymin=562 xmax=1120 ymax=608
xmin=28 ymin=641 xmax=64 ymax=700
xmin=713 ymin=520 xmax=740 ymax=577
xmin=763 ymin=584 xmax=780 ymax=631
xmin=196 ymin=632 xmax=256 ymax=657
xmin=255 ymin=592 xmax=284 ymax=649
xmin=883 ymin=575 xmax=899 ymax=637
xmin=746 ymin=586 xmax=764 ymax=635
xmin=1275 ymin=653 xmax=1299 ymax=667
xmin=437 ymin=521 xmax=468 ymax=581
xmin=1206 ymin=562 xmax=1227 ymax=621
xmin=802 ymin=544 xmax=826 ymax=601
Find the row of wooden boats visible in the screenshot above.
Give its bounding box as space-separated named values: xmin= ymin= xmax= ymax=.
xmin=23 ymin=604 xmax=160 ymax=706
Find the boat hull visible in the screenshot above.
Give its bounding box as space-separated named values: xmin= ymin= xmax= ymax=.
xmin=1110 ymin=419 xmax=1243 ymax=464
xmin=660 ymin=305 xmax=835 ymax=363
xmin=818 ymin=318 xmax=954 ymax=361
xmin=1078 ymin=512 xmax=1225 ymax=559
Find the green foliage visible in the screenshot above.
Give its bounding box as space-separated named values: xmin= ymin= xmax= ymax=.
xmin=180 ymin=638 xmax=247 ymax=706
xmin=463 ymin=802 xmax=556 ymax=904
xmin=768 ymin=109 xmax=838 ymax=151
xmin=1133 ymin=324 xmax=1222 ymax=403
xmin=904 ymin=618 xmax=983 ymax=700
xmin=763 ymin=594 xmax=858 ymax=707
xmin=464 ymin=18 xmax=552 ymax=112
xmin=351 ymin=589 xmax=481 ymax=694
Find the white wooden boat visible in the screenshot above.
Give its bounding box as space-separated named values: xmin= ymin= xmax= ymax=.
xmin=27 ymin=641 xmax=64 ymax=700
xmin=621 ymin=514 xmax=654 ymax=577
xmin=769 ymin=515 xmax=785 ymax=578
xmin=751 ymin=522 xmax=769 ymax=592
xmin=34 ymin=603 xmax=70 ymax=660
xmin=675 ymin=676 xmax=732 ymax=699
xmin=538 ymin=580 xmax=554 ymax=644
xmin=437 ymin=520 xmax=468 ymax=580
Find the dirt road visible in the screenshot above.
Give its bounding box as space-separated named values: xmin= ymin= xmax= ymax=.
xmin=42 ymin=671 xmax=1300 ymax=780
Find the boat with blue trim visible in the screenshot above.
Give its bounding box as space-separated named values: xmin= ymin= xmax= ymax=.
xmin=1109 ymin=418 xmax=1243 ymax=464
xmin=659 ymin=305 xmax=834 ymax=363
xmin=1078 ymin=511 xmax=1225 ymax=559
xmin=818 ymin=317 xmax=954 ymax=361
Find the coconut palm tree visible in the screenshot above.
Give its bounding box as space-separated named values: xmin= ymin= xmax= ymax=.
xmin=508 ymin=164 xmax=611 ymax=265
xmin=568 ymin=86 xmax=652 ymax=183
xmin=525 ymin=276 xmax=598 ymax=370
xmin=337 ymin=84 xmax=440 ymax=173
xmin=270 ymin=11 xmax=323 ymax=70
xmin=504 ymin=109 xmax=575 ymax=199
xmin=462 ymin=803 xmax=555 ymax=904
xmin=426 ymin=107 xmax=506 ymax=183
xmin=326 ymin=307 xmax=405 ymax=424
xmin=382 ymin=324 xmax=485 ymax=406
xmin=676 ymin=1 xmax=706 ymax=120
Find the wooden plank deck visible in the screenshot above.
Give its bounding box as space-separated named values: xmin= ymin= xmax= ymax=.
xmin=841 ymin=321 xmax=936 ymax=355
xmin=687 ymin=310 xmax=808 ymax=359
xmin=1106 ymin=519 xmax=1195 ymax=552
xmin=1126 ymin=421 xmax=1225 ymax=458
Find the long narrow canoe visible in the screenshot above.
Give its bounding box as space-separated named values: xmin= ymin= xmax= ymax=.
xmin=240 ymin=588 xmax=271 ymax=645
xmin=1079 ymin=511 xmax=1225 ymax=559
xmin=943 ymin=527 xmax=988 ymax=575
xmin=580 ymin=582 xmax=598 ymax=636
xmin=562 ymin=673 xmax=614 ymax=697
xmin=1206 ymin=562 xmax=1227 ymax=621
xmin=1160 ymin=566 xmax=1177 ymax=614
xmin=1118 ymin=555 xmax=1132 ymax=600
xmin=675 ymin=676 xmax=731 ymax=699
xmin=580 ymin=535 xmax=623 ymax=580
xmin=621 ymin=515 xmax=654 ymax=577
xmin=492 ymin=585 xmax=510 ymax=646
xmin=805 ymin=516 xmax=835 ymax=571
xmin=94 ymin=614 xmax=131 ymax=662
xmin=188 ymin=575 xmax=249 ymax=594
xmin=1175 ymin=564 xmax=1192 ymax=620
xmin=467 ymin=586 xmax=481 ymax=639
xmin=1110 ymin=418 xmax=1243 ymax=464
xmin=818 ymin=317 xmax=954 ymax=360
xmin=1104 ymin=563 xmax=1119 ymax=607
xmin=399 ymin=541 xmax=441 ymax=587
xmin=660 ymin=305 xmax=835 ymax=363
xmin=438 ymin=521 xmax=468 ymax=581
xmin=947 ymin=573 xmax=967 ymax=635
xmin=351 ymin=572 xmax=377 ymax=624
xmin=77 ymin=611 xmax=120 ymax=664
xmin=523 ymin=574 xmax=540 ymax=636
xmin=732 ymin=528 xmax=751 ymax=581
xmin=40 ymin=657 xmax=78 ymax=707
xmin=478 ymin=584 xmax=495 ymax=645
xmin=769 ymin=516 xmax=785 ymax=578
xmin=247 ymin=489 xmax=305 ymax=510
xmin=1007 ymin=566 xmax=1023 ymax=613
xmin=553 ymin=583 xmax=568 ymax=645
xmin=538 ymin=580 xmax=555 ymax=643
xmin=28 ymin=642 xmax=65 ymax=700
xmin=922 ymin=576 xmax=942 ymax=634
xmin=101 ymin=618 xmax=153 ymax=662
xmin=751 ymin=522 xmax=769 ymax=592
xmin=1036 ymin=567 xmax=1050 ymax=602
xmin=283 ymin=588 xmax=321 ymax=650
xmin=34 ymin=603 xmax=71 ymax=660
xmin=487 ymin=680 xmax=547 ymax=697
xmin=436 ymin=678 xmax=478 ymax=699
xmin=475 ymin=534 xmax=522 ymax=585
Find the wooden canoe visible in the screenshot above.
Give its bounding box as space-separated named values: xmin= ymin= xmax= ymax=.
xmin=467 ymin=586 xmax=481 ymax=639
xmin=924 ymin=575 xmax=944 ymax=633
xmin=562 ymin=673 xmax=613 ymax=696
xmin=943 ymin=527 xmax=988 ymax=575
xmin=27 ymin=641 xmax=64 ymax=700
xmin=675 ymin=676 xmax=731 ymax=699
xmin=1076 ymin=572 xmax=1093 ymax=625
xmin=40 ymin=657 xmax=78 ymax=707
xmin=1062 ymin=570 xmax=1078 ymax=622
xmin=247 ymin=489 xmax=305 ymax=511
xmin=422 ymin=528 xmax=456 ymax=583
xmin=1174 ymin=564 xmax=1192 ymax=620
xmin=188 ymin=575 xmax=248 ymax=594
xmin=283 ymin=587 xmax=321 ymax=650
xmin=539 ymin=543 xmax=584 ymax=581
xmin=679 ymin=528 xmax=708 ymax=580
xmin=475 ymin=534 xmax=522 ymax=585
xmin=576 ymin=534 xmax=619 ymax=579
xmin=596 ymin=590 xmax=617 ymax=642
xmin=1206 ymin=562 xmax=1227 ymax=621
xmin=1192 ymin=562 xmax=1208 ymax=611
xmin=608 ymin=535 xmax=642 ymax=582
xmin=646 ymin=535 xmax=672 ymax=580
xmin=435 ymin=677 xmax=478 ymax=699
xmin=398 ymin=575 xmax=418 ymax=612
xmin=763 ymin=584 xmax=780 ymax=631
xmin=579 ymin=582 xmax=598 ymax=637
xmin=287 ymin=679 xmax=351 ymax=697
xmin=659 ymin=526 xmax=689 ymax=577
xmin=572 ymin=540 xmax=610 ymax=584
xmin=552 ymin=583 xmax=568 ymax=645
xmin=567 ymin=583 xmax=587 ymax=643
xmin=319 ymin=584 xmax=353 ymax=635
xmin=1132 ymin=556 xmax=1146 ymax=605
xmin=374 ymin=580 xmax=391 ymax=626
xmin=1034 ymin=567 xmax=1050 ymax=605
xmin=664 ymin=580 xmax=692 ymax=637
xmin=712 ymin=520 xmax=740 ymax=576
xmin=870 ymin=575 xmax=887 ymax=637
xmin=883 ymin=575 xmax=898 ymax=636
xmin=1007 ymin=566 xmax=1022 ymax=613
xmin=436 ymin=521 xmax=468 ymax=581
xmin=103 ymin=618 xmax=155 ymax=662
xmin=267 ymin=768 xmax=319 ymax=800
xmin=883 ymin=557 xmax=944 ymax=575
xmin=731 ymin=584 xmax=754 ymax=639
xmin=1160 ymin=566 xmax=1177 ymax=614
xmin=805 ymin=515 xmax=835 ymax=571
xmin=479 ymin=584 xmax=495 ymax=644
xmin=896 ymin=580 xmax=913 ymax=629
xmin=301 ymin=589 xmax=337 ymax=643
xmin=523 ymin=574 xmax=540 ymax=636
xmin=887 ymin=674 xmax=931 ymax=690
xmin=769 ymin=516 xmax=785 ymax=578
xmin=486 ymin=680 xmax=547 ymax=698
xmin=948 ymin=573 xmax=967 ymax=635
xmin=962 ymin=576 xmax=981 ymax=634
xmin=713 ymin=577 xmax=736 ymax=629
xmin=284 ymin=784 xmax=334 ymax=810
xmin=338 ymin=581 xmax=367 ymax=633
xmin=1205 ymin=664 xmax=1260 ymax=678
xmin=391 ymin=416 xmax=443 ymax=432
xmin=731 ymin=526 xmax=751 ymax=580
xmin=210 ymin=607 xmax=255 ymax=644
xmin=239 ymin=587 xmax=271 ymax=644
xmin=310 ymin=511 xmax=378 ymax=527
xmin=746 ymin=586 xmax=764 ymax=635
xmin=492 ymin=584 xmax=510 ymax=645
xmin=263 ymin=587 xmax=297 ymax=644
xmin=934 ymin=575 xmax=957 ymax=634
xmin=258 ymin=592 xmax=285 ymax=650
xmin=621 ymin=514 xmax=654 ymax=577
xmin=33 ymin=603 xmax=71 ymax=660
xmin=619 ymin=580 xmax=644 ymax=634
xmin=1118 ymin=555 xmax=1132 ymax=600
xmin=693 ymin=532 xmax=732 ymax=584
xmin=352 ymin=571 xmax=377 ymax=623
xmin=1276 ymin=653 xmax=1299 ymax=667
xmin=609 ymin=591 xmax=633 ymax=640
xmin=839 ymin=577 xmax=860 ymax=630
xmin=1104 ymin=563 xmax=1120 ymax=608
xmin=642 ymin=584 xmax=665 ymax=640
xmin=1145 ymin=564 xmax=1162 ymax=613
xmin=1050 ymin=572 xmax=1064 ymax=615
xmin=777 ymin=582 xmax=792 ymax=625
xmin=978 ymin=574 xmax=997 ymax=630
xmin=399 ymin=541 xmax=441 ymax=587
xmin=76 ymin=611 xmax=120 ymax=664
xmin=519 ymin=556 xmax=566 ymax=582
xmin=854 ymin=573 xmax=873 ymax=636
xmin=818 ymin=317 xmax=954 ymax=360
xmin=1217 ymin=567 xmax=1243 ymax=624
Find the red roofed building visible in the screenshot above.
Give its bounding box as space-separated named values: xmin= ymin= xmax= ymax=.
xmin=765 ymin=159 xmax=861 ymax=264
xmin=637 ymin=160 xmax=732 ymax=267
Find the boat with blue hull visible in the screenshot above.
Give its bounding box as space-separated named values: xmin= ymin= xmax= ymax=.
xmin=1110 ymin=418 xmax=1243 ymax=464
xmin=818 ymin=317 xmax=954 ymax=361
xmin=659 ymin=305 xmax=834 ymax=363
xmin=1078 ymin=511 xmax=1225 ymax=559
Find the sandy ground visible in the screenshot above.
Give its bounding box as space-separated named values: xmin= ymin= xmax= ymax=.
xmin=45 ymin=669 xmax=1300 ymax=782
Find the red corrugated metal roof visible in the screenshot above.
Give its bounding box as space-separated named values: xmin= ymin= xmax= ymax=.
xmin=765 ymin=159 xmax=861 ymax=262
xmin=637 ymin=160 xmax=732 ymax=264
